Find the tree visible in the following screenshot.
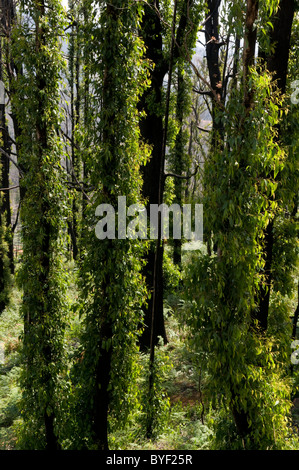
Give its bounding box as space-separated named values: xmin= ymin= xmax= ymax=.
xmin=184 ymin=0 xmax=297 ymax=448
xmin=138 ymin=0 xmax=201 ymax=350
xmin=170 ymin=61 xmax=193 ymax=267
xmin=12 ymin=0 xmax=67 ymax=449
xmin=73 ymin=0 xmax=150 ymax=450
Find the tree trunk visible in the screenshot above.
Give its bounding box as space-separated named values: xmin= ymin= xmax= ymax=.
xmin=138 ymin=1 xmax=168 ymax=350
xmin=68 ymin=1 xmax=79 ymax=260
xmin=21 ymin=0 xmax=62 ymax=449
xmin=172 ymin=65 xmax=185 ymax=267
xmin=205 ymin=0 xmax=223 ymax=132
xmin=0 ymin=0 xmax=14 ymax=274
xmin=243 ymin=0 xmax=259 ymax=110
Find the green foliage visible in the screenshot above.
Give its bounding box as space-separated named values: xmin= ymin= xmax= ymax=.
xmin=257 ymin=0 xmax=281 ymax=54
xmin=163 ymin=247 xmax=182 ymax=294
xmin=139 ymin=347 xmax=172 ymax=440
xmin=182 ymin=65 xmax=298 ymax=449
xmin=0 ymin=206 xmax=11 ymax=313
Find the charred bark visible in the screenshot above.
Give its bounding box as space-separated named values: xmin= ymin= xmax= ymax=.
xmin=139 ymin=0 xmax=196 ymax=350
xmin=138 ymin=1 xmax=169 ymax=350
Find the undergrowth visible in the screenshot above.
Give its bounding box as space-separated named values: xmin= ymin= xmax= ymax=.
xmin=0 ymin=260 xmax=298 ymax=450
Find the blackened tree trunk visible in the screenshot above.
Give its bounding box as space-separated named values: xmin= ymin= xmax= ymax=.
xmin=138 ymin=1 xmax=169 ymax=350
xmin=15 ymin=0 xmax=66 ymax=450
xmin=243 ymin=0 xmax=259 ymax=110
xmin=229 ymin=0 xmax=260 ymax=440
xmin=139 ymin=0 xmax=197 ymax=350
xmin=68 ymin=0 xmax=81 ymax=260
xmin=33 ymin=0 xmax=60 ymax=450
xmin=0 ymin=0 xmax=13 ymax=313
xmin=0 ymin=0 xmax=14 ymax=273
xmin=254 ymin=0 xmax=295 ymax=332
xmin=172 ymin=66 xmax=185 ymax=267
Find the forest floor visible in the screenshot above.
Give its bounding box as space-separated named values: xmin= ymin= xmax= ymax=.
xmin=0 ymin=259 xmax=298 ymax=450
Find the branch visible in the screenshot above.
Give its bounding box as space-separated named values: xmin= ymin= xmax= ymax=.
xmin=61 ymin=129 xmax=80 ymax=151
xmin=197 ymin=125 xmax=211 ymax=133
xmin=164 ymin=165 xmax=199 ymax=180
xmin=0 ymin=126 xmax=17 ymax=146
xmin=0 ymin=184 xmax=19 ymax=191
xmin=66 ymin=180 xmax=94 ymax=193
xmin=0 ymin=147 xmax=24 ymax=176
xmin=205 ymin=38 xmax=226 ymax=47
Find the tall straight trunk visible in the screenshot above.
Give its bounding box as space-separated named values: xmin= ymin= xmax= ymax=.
xmin=228 ymin=0 xmax=260 ymax=441
xmin=82 ymin=1 xmax=90 ymax=217
xmin=34 ymin=0 xmax=60 ymax=450
xmin=254 ymin=0 xmax=295 ymax=332
xmin=138 ymin=1 xmax=168 ymax=350
xmin=230 ymin=0 xmax=295 ymax=440
xmin=173 ymin=64 xmax=187 ymax=267
xmin=3 ymin=0 xmax=23 ymax=201
xmin=81 ymin=0 xmax=148 ymax=448
xmin=203 ymin=1 xmax=226 ymax=256
xmin=89 ymin=17 xmax=116 ymax=443
xmin=138 ymin=0 xmax=197 ymax=349
xmin=68 ymin=0 xmax=79 ymax=260
xmin=18 ymin=0 xmax=64 ymax=449
xmin=0 ymin=0 xmax=14 ymax=273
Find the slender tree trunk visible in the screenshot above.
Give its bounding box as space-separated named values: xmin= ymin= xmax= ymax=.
xmin=229 ymin=0 xmax=295 ymax=440
xmin=82 ymin=1 xmax=90 ymax=218
xmin=203 ymin=1 xmax=226 ymax=255
xmin=83 ymin=1 xmax=148 ymax=448
xmin=173 ymin=65 xmax=185 ymax=267
xmin=0 ymin=0 xmax=14 ymax=273
xmin=138 ymin=0 xmax=198 ymax=349
xmin=138 ymin=1 xmax=168 ymax=350
xmin=243 ymin=0 xmax=259 ymax=110
xmin=92 ymin=275 xmax=113 ymax=450
xmin=205 ymin=0 xmax=224 ymax=142
xmin=254 ymin=0 xmax=295 ymax=331
xmin=68 ymin=0 xmax=79 ymax=260
xmin=292 ymin=283 xmax=299 ymax=340
xmin=35 ymin=0 xmax=60 ymax=450
xmin=3 ymin=0 xmax=23 ymax=201
xmin=89 ymin=27 xmax=116 ymax=443
xmin=18 ymin=0 xmax=64 ymax=449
